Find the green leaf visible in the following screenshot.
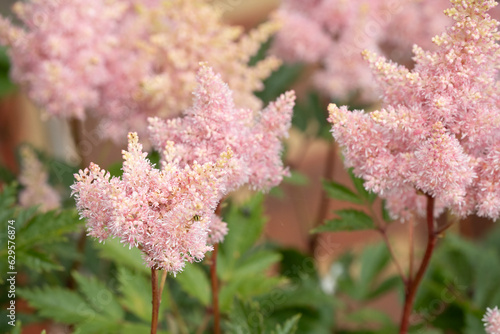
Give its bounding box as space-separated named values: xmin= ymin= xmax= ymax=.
xmin=219 ymin=275 xmax=283 ymax=312
xmin=255 ymin=64 xmax=304 ymax=104
xmin=225 ymin=299 xmax=266 ymax=334
xmin=0 ymin=165 xmax=16 ymax=184
xmin=367 ymin=276 xmax=401 ymax=300
xmin=72 ymin=272 xmax=124 ymax=320
xmin=322 ymin=180 xmax=362 ymax=204
xmin=73 ymin=318 xmax=121 ymax=334
xmin=272 ymin=314 xmax=301 ymax=334
xmin=10 ymin=321 xmax=21 ymax=334
xmin=16 ymin=209 xmax=81 ymax=251
xmin=120 ymin=322 xmax=168 ymax=334
xmin=231 ymin=250 xmax=282 ymax=280
xmin=312 ymin=209 xmax=374 ymax=233
xmin=96 ymin=238 xmax=149 ymax=275
xmin=19 ymin=286 xmax=96 ymax=323
xmin=381 ymin=200 xmax=393 ymax=223
xmin=177 ymin=262 xmax=210 ymax=306
xmin=358 ymin=243 xmax=391 ymax=297
xmin=22 ymin=249 xmax=63 ymax=273
xmin=348 ymin=168 xmax=376 ymax=204
xmin=220 ymin=194 xmax=267 ymax=270
xmin=117 ymin=267 xmax=151 ymax=322
xmin=345 ymin=308 xmax=394 ymax=326
xmin=106 ymin=162 xmax=123 ymax=178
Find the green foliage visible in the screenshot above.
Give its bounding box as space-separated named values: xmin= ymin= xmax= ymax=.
xmin=312 ymin=209 xmax=374 ymax=233
xmin=322 ymin=180 xmax=363 ymax=204
xmin=409 ymin=230 xmax=500 ymax=332
xmin=225 ymin=299 xmax=301 ymax=334
xmin=177 ymin=262 xmax=211 ymax=306
xmin=255 ymin=64 xmax=304 ymax=105
xmin=0 ymin=46 xmax=16 ymax=97
xmin=20 ymin=268 xmax=169 ymax=334
xmin=293 ymin=91 xmax=332 ymax=139
xmin=336 ymin=243 xmax=402 ymax=302
xmin=0 ymin=184 xmax=82 ymax=280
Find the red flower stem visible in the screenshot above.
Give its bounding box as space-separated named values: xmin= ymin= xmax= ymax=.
xmin=151 ymin=268 xmax=160 ymax=334
xmin=399 ymin=195 xmax=436 ymax=333
xmin=210 ymin=243 xmax=220 ymax=334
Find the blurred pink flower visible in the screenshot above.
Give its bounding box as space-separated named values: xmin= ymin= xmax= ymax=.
xmin=484 ymin=307 xmax=500 ymax=334
xmin=273 ymin=0 xmax=455 ymax=103
xmin=18 ymin=146 xmax=60 ymax=212
xmin=71 ymin=132 xmax=233 ymax=274
xmin=0 ymin=0 xmax=280 ymax=142
xmin=328 ymin=0 xmax=500 ymax=220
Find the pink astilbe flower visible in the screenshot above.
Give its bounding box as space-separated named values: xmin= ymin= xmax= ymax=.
xmin=149 ymin=66 xmax=296 ymax=194
xmin=0 ymin=0 xmax=281 ymax=142
xmin=18 ymin=146 xmax=60 ymax=212
xmin=484 ymin=307 xmax=500 ymax=334
xmin=273 ymin=0 xmax=454 ymax=103
xmin=71 ymin=132 xmax=233 ymax=274
xmin=328 ymin=0 xmax=500 ymax=220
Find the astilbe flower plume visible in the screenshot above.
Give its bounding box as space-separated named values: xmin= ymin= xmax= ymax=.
xmin=149 ymin=66 xmax=295 ymax=245
xmin=71 ymin=132 xmax=233 ymax=274
xmin=272 ymin=0 xmax=454 ymax=103
xmin=18 ymin=146 xmax=60 ymax=212
xmin=328 ymin=0 xmax=500 ymax=220
xmin=484 ymin=307 xmax=500 ymax=334
xmin=149 ymin=65 xmax=296 ymax=194
xmin=0 ymin=0 xmax=281 ymax=142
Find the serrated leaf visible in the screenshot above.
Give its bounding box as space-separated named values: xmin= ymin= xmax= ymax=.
xmin=96 ymin=238 xmax=149 ymax=275
xmin=225 ymin=299 xmax=266 ymax=334
xmin=22 ymin=249 xmax=63 ymax=273
xmin=19 ymin=287 xmax=96 ymax=323
xmin=220 ymin=275 xmax=283 ymax=312
xmin=73 ymin=318 xmax=121 ymax=334
xmin=16 ymin=209 xmax=81 ymax=251
xmin=177 ymin=262 xmax=210 ymax=306
xmin=72 ymin=272 xmax=124 ymax=320
xmin=117 ymin=267 xmax=151 ymax=322
xmin=272 ymin=314 xmax=301 ymax=334
xmin=312 ymin=209 xmax=374 ymax=233
xmin=322 ymin=180 xmax=362 ymax=204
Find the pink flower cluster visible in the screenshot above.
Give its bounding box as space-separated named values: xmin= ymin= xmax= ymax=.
xmin=71 ymin=132 xmax=232 ymax=274
xmin=72 ymin=66 xmax=295 ymax=273
xmin=148 ymin=65 xmax=296 ymax=194
xmin=328 ymin=0 xmax=500 ymax=220
xmin=0 ymin=0 xmax=280 ymax=142
xmin=484 ymin=307 xmax=500 ymax=334
xmin=272 ymin=0 xmax=453 ymax=103
xmin=18 ymin=146 xmax=60 ymax=212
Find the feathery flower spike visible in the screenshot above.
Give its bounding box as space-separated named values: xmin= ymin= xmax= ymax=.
xmin=71 ymin=132 xmax=233 ymax=274
xmin=328 ymin=0 xmax=500 ymax=220
xmin=18 ymin=146 xmax=60 ymax=212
